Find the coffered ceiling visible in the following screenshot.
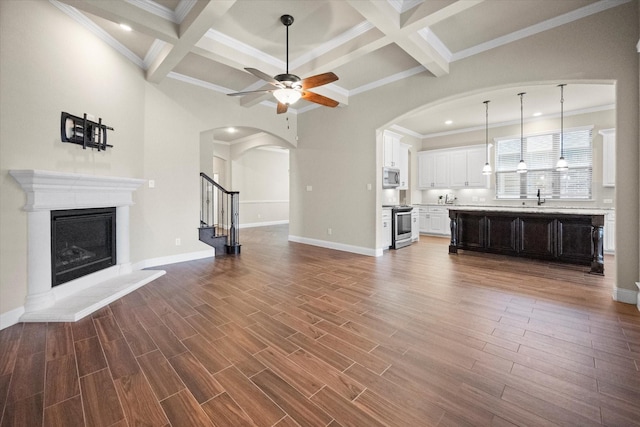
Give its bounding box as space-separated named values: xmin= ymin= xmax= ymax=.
xmin=53 ymin=0 xmax=621 ymax=139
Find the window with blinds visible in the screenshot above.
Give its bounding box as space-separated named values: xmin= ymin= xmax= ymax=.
xmin=495 ymin=126 xmax=593 ymax=199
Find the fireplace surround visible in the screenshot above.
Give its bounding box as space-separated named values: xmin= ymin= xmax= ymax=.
xmin=9 ymin=170 xmax=165 ymax=322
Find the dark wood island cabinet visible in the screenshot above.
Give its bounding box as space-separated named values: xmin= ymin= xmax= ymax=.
xmin=448 ymin=208 xmax=605 ymax=274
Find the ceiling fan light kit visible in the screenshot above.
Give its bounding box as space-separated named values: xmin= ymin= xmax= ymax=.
xmin=227 ymin=14 xmax=339 ymax=114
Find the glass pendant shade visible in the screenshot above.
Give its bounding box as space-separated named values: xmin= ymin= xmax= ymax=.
xmin=516 ymin=160 xmax=528 ymax=173
xmin=482 ymin=162 xmax=492 ymax=175
xmin=556 ymin=156 xmax=568 ymax=171
xmin=273 ymin=88 xmax=301 ymax=105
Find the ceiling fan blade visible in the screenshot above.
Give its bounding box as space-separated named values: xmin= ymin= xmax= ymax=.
xmin=301 ymin=91 xmax=339 ymax=108
xmin=277 ymin=102 xmax=288 ymax=114
xmin=301 ymin=72 xmax=338 ymax=89
xmin=227 ymin=89 xmax=274 ymax=97
xmin=245 ymin=68 xmax=280 ymax=86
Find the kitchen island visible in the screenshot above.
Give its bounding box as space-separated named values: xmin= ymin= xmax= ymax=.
xmin=448 ymin=207 xmax=606 ymax=274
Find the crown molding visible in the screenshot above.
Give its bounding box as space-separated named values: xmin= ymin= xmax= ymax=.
xmin=350 ymin=65 xmax=425 ymax=96
xmin=387 ymin=0 xmax=424 ymax=14
xmin=143 ymin=39 xmax=167 ymax=70
xmin=290 ymin=21 xmax=375 ymax=70
xmin=452 ymin=0 xmax=631 ymax=62
xmin=125 ymin=0 xmax=177 ymax=23
xmin=204 ymin=29 xmax=284 ymax=70
xmin=50 ymin=0 xmax=144 ymax=68
xmin=175 ymin=0 xmax=197 ymax=24
xmin=422 ymin=104 xmax=615 ymax=139
xmin=167 ymin=71 xmax=231 ymax=93
xmin=417 ymin=27 xmax=452 ymax=63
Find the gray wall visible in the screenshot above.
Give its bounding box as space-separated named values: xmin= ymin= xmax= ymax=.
xmin=293 ymin=3 xmax=639 ymax=297
xmin=1 ymin=1 xmax=638 ymax=321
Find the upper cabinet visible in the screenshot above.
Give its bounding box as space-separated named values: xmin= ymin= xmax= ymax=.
xmin=398 ymin=143 xmax=409 ymax=190
xmin=418 ymin=145 xmax=488 ymax=189
xmin=418 ymin=150 xmax=449 ymax=189
xmin=383 ymin=131 xmax=409 ymax=189
xmin=599 ymin=128 xmax=615 ymax=187
xmin=383 ymin=130 xmax=402 ymax=168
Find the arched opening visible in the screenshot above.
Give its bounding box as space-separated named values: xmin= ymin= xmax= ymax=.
xmin=200 ymin=126 xmax=292 ymax=229
xmin=377 ymin=80 xmax=616 ymax=251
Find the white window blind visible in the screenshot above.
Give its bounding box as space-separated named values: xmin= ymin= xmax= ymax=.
xmin=495 ymin=126 xmax=593 ymax=199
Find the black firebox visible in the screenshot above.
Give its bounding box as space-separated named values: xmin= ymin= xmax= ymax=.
xmin=51 ymin=207 xmax=116 ymax=287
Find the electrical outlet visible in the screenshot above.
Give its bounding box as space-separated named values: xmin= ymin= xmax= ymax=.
xmin=175 ymin=238 xmax=181 ymax=246
xmin=367 ymin=183 xmax=372 ymax=191
xmin=603 ymin=199 xmax=613 ymax=204
xmin=148 ymin=180 xmax=155 ymax=188
xmin=327 ymin=228 xmax=332 ymax=235
xmin=257 ymin=213 xmax=262 ymax=219
xmin=306 ymin=185 xmax=312 ymax=192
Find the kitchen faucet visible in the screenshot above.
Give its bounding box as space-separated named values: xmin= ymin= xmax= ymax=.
xmin=537 ymin=189 xmax=545 ymax=206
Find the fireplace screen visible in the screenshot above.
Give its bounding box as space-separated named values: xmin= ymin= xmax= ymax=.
xmin=51 ymin=207 xmax=116 ymax=286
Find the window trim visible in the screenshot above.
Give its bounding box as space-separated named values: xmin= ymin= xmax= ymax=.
xmin=494 ymin=125 xmax=593 ymax=200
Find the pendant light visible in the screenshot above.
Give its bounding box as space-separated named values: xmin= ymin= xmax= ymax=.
xmin=516 ymin=92 xmax=527 ymax=174
xmin=482 ymin=100 xmax=492 ymax=175
xmin=556 ymin=84 xmax=569 ymax=171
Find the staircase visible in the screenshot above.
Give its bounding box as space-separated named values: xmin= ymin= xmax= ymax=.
xmin=199 ymin=172 xmax=241 ymax=256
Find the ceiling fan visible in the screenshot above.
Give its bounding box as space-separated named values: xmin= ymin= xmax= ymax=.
xmin=227 ymin=14 xmax=339 ymax=114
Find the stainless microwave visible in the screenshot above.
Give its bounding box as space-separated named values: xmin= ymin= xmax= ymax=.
xmin=382 ymin=167 xmax=400 ymax=188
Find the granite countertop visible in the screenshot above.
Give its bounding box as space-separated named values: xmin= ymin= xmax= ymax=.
xmin=443 ymin=205 xmax=612 ymax=215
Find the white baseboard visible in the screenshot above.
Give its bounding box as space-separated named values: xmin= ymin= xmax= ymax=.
xmin=240 ymin=220 xmax=289 ymax=229
xmin=133 ymin=249 xmax=215 ymax=270
xmin=612 ymin=286 xmax=639 ymax=307
xmin=288 ymin=235 xmax=378 ymax=257
xmin=0 ymin=306 xmax=25 ymax=330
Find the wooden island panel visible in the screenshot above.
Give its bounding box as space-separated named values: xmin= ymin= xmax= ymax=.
xmin=449 ymin=208 xmax=605 ymax=274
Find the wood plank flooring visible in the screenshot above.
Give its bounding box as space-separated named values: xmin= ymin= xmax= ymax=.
xmin=1 ymin=224 xmax=639 ymax=426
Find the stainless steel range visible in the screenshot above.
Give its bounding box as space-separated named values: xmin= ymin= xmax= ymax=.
xmin=391 ymin=205 xmax=413 ymax=249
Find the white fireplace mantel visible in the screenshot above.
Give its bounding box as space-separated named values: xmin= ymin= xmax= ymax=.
xmin=9 ymin=169 xmax=165 ymax=322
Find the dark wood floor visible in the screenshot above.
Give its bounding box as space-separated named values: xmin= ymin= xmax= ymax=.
xmin=1 ymin=224 xmax=639 ymax=426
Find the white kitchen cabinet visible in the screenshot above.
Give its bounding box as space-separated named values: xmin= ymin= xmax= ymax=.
xmin=398 ymin=143 xmax=409 ymax=190
xmin=604 ymin=211 xmax=615 ymax=253
xmin=448 ymin=146 xmax=487 ymax=188
xmin=382 ymin=208 xmax=392 ymax=249
xmin=383 ymin=130 xmax=402 ymax=168
xmin=418 ymin=145 xmax=486 ymax=189
xmin=411 ymin=209 xmax=419 ymax=241
xmin=599 ymin=128 xmax=615 ymax=187
xmin=418 ymin=206 xmax=450 ymax=236
xmin=419 ymin=207 xmax=429 ymax=232
xmin=418 ymin=150 xmax=449 ymax=189
xmin=427 ymin=206 xmax=450 ymax=236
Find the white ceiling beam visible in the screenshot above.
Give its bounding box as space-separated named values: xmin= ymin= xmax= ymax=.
xmin=347 ymin=0 xmax=467 ymax=77
xmin=400 ymin=0 xmax=485 ymax=33
xmin=146 ymin=0 xmax=236 ymax=83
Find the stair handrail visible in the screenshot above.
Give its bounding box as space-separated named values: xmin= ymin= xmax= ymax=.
xmin=199 ymin=172 xmax=240 ymax=254
xmin=200 ymin=172 xmax=238 ymax=195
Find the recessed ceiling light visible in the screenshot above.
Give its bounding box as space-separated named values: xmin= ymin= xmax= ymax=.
xmin=533 ymin=112 xmax=542 ymax=117
xmin=119 ymin=23 xmax=132 ymax=32
xmin=227 ymin=127 xmax=236 ymax=133
xmin=445 ymin=120 xmax=453 ymax=125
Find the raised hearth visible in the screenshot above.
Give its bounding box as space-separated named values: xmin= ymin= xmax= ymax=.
xmin=10 ymin=170 xmax=165 ymax=322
